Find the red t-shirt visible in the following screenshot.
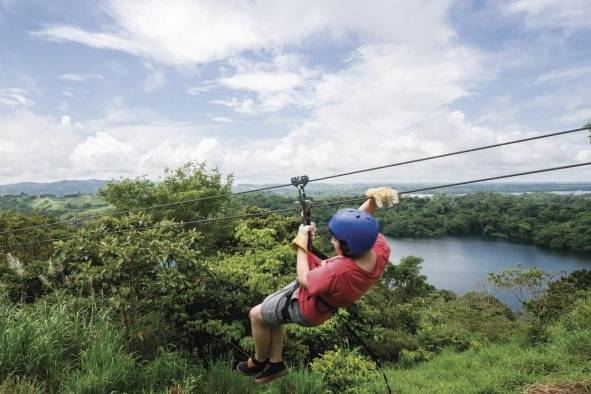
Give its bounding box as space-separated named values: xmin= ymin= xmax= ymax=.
xmin=297 ymin=233 xmax=391 ymax=326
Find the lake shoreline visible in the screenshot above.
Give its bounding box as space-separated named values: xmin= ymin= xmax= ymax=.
xmin=384 ymin=235 xmax=591 ymax=309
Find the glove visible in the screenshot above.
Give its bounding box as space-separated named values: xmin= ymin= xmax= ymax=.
xmin=365 ymin=187 xmax=399 ymax=208
xmin=291 ymin=223 xmax=315 ymax=252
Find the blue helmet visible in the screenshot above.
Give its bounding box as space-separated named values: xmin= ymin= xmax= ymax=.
xmin=328 ymin=208 xmax=379 ymax=256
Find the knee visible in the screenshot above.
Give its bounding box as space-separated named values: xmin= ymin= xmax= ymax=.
xmin=249 ymin=305 xmax=262 ymax=323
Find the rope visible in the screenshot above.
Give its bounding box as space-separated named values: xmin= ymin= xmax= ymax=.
xmin=0 ymin=183 xmax=293 ymax=235
xmin=2 ymin=125 xmax=588 ymax=235
xmin=308 ymin=126 xmax=589 ymax=183
xmin=3 ymin=161 xmax=591 ymax=249
xmin=343 ymin=318 xmax=392 ymax=394
xmin=399 ymin=161 xmax=591 ymax=194
xmin=3 ymin=206 xmax=298 ymax=248
xmin=316 ymin=161 xmax=591 ymax=203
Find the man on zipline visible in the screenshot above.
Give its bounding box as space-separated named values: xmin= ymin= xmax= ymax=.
xmin=237 ymin=187 xmax=398 ymax=384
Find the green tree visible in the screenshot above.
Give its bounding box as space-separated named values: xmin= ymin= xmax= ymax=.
xmin=99 ymin=161 xmax=235 ymax=254
xmin=487 ymin=266 xmax=556 ymax=319
xmin=99 ymin=161 xmax=233 ymax=222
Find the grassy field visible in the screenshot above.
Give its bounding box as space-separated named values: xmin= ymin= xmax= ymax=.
xmin=1 ymin=292 xmax=589 ymax=393
xmin=0 ymin=194 xmax=110 ymax=219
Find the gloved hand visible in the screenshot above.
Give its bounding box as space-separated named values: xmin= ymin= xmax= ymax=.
xmin=291 ymin=223 xmax=315 ymax=252
xmin=365 ymin=187 xmax=399 ymax=208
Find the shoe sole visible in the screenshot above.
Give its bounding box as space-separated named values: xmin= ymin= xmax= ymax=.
xmin=236 ymin=364 xmax=262 ymax=377
xmin=254 ymin=369 xmax=288 ymax=384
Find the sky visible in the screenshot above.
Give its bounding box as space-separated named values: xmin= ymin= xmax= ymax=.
xmin=0 ymin=0 xmax=590 ymax=185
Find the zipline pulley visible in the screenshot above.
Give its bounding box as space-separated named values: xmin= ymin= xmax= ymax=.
xmin=291 ymin=175 xmax=312 ymax=226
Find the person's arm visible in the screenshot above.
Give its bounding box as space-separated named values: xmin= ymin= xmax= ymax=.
xmin=363 ymin=187 xmax=399 ymax=213
xmin=296 ymin=248 xmax=310 ymax=288
xmin=358 ymin=198 xmax=377 ymax=215
xmin=292 ymin=224 xmax=315 ymax=287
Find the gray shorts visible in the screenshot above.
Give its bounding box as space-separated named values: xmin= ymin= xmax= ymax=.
xmin=260 ymin=280 xmax=312 ymax=327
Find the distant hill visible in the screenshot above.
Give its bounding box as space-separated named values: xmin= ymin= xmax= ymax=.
xmin=1 ymin=179 xmax=590 ymax=197
xmin=0 ymin=180 xmax=107 ymax=197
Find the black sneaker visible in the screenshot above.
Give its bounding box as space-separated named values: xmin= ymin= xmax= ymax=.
xmin=236 ymin=357 xmax=267 ymax=376
xmin=254 ymin=361 xmax=288 ymax=384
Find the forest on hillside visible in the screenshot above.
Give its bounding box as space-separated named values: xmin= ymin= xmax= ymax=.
xmin=236 ymin=191 xmax=591 ymax=252
xmin=0 ymin=162 xmax=589 ymax=393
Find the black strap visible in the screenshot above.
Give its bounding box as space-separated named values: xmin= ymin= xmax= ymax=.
xmin=315 ymin=295 xmax=338 ymax=314
xmin=344 ymin=319 xmax=392 ymax=394
xmin=310 ymin=246 xmax=329 ymax=260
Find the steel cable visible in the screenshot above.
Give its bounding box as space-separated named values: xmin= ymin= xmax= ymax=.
xmin=308 ymin=126 xmax=589 ymax=183
xmin=1 ymin=126 xmax=588 ymax=235
xmin=4 ymin=161 xmax=591 ymax=248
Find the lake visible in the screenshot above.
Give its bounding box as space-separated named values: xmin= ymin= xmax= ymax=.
xmin=384 ymin=235 xmax=591 ymax=309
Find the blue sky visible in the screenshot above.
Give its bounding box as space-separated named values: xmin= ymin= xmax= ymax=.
xmin=0 ymin=0 xmax=590 ymax=184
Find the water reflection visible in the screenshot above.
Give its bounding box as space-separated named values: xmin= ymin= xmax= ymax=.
xmin=385 ymin=236 xmax=591 ymax=309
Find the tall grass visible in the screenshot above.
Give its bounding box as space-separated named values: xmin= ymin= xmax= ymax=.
xmin=383 ymin=299 xmax=591 ymax=394
xmin=0 ymin=293 xmax=198 ymax=393
xmin=1 ymin=293 xmax=589 ymax=393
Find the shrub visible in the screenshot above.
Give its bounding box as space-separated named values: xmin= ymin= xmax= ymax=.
xmin=397 ymin=348 xmax=434 ymax=369
xmin=311 ymin=347 xmax=379 ymax=393
xmin=525 ymin=321 xmax=551 ymax=345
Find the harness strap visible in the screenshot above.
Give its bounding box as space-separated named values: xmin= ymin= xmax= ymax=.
xmin=315 ymin=295 xmax=338 ymax=314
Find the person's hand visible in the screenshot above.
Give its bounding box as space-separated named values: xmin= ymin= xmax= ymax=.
xmin=291 ymin=223 xmax=315 ymax=252
xmin=364 ymin=187 xmax=399 ymax=208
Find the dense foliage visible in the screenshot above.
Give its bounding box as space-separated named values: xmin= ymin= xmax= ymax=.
xmin=238 ymin=191 xmax=591 ymax=252
xmin=0 ymin=161 xmax=590 ymax=393
xmin=377 ymin=193 xmax=591 ymax=251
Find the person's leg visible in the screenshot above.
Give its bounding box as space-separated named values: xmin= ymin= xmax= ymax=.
xmin=254 ymin=323 xmax=288 ymax=384
xmin=269 ymin=324 xmax=284 ymax=362
xmin=250 ymin=304 xmax=271 ymax=361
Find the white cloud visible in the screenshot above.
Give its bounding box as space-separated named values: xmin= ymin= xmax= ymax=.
xmin=0 ymin=88 xmax=34 ymax=107
xmin=7 ymin=1 xmax=590 ymax=184
xmin=535 ymin=65 xmax=591 ymax=84
xmin=213 ymin=53 xmax=319 ymax=113
xmin=504 ymin=0 xmax=591 ymax=29
xmin=58 ymin=73 xmax=104 ymax=82
xmin=32 ymin=0 xmax=454 ymax=66
xmin=210 ymin=116 xmax=235 ymax=123
xmin=138 ymin=138 xmax=221 ymax=174
xmin=210 ymin=41 xmax=590 ymax=183
xmin=0 ymin=110 xmax=79 ymax=181
xmin=71 ymin=132 xmax=137 ymax=173
xmin=143 ymin=64 xmax=165 ymax=92
xmin=527 ymin=67 xmax=591 ymax=125
xmin=33 ymin=24 xmax=138 ymax=53
xmin=220 ymin=70 xmax=302 ymax=93
xmin=60 ymin=115 xmax=71 ymax=126
xmin=553 ymin=108 xmax=591 ymax=124
xmin=0 ymin=105 xmax=223 ymax=183
xmin=577 ymin=149 xmax=591 ymax=162
xmin=0 ymin=140 xmax=16 ymax=153
xmin=186 ymin=82 xmax=215 ymax=95
xmin=220 ymin=71 xmax=302 ymax=93
xmin=210 ymin=97 xmax=256 ymax=114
